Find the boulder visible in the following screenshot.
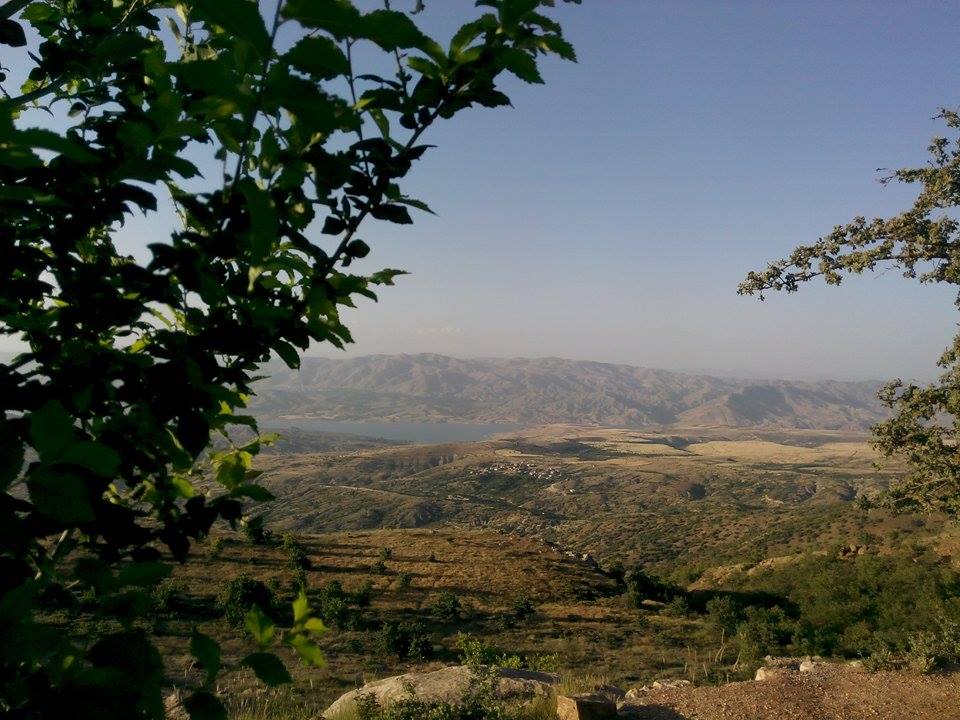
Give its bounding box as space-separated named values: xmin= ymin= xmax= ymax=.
xmin=322 ymin=665 xmax=557 ymax=718
xmin=754 ymin=667 xmax=793 ymax=682
xmin=556 ymin=693 xmax=617 ymax=720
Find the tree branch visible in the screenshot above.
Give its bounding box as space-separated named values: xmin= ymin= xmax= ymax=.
xmin=0 ymin=0 xmax=31 ymax=21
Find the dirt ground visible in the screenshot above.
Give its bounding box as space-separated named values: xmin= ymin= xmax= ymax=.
xmin=622 ymin=665 xmax=960 ymax=720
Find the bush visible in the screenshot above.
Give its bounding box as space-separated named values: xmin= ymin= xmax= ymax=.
xmin=370 ymin=559 xmax=388 ymax=575
xmin=282 ymin=534 xmax=311 ymax=571
xmin=662 ymin=596 xmax=690 ymax=617
xmin=316 ymin=580 xmax=371 ymax=630
xmin=456 ymin=634 xmax=559 ymax=674
xmin=243 ymin=515 xmax=275 ymax=546
xmin=378 ymin=620 xmax=431 ymax=661
xmin=705 ymin=596 xmax=741 ymax=636
xmin=433 ymin=591 xmax=462 ymax=622
xmin=625 ymin=567 xmax=678 ymax=607
xmin=511 ymin=597 xmax=536 ymax=624
xmin=735 ymin=606 xmax=791 ymax=660
xmin=151 ymin=580 xmax=183 ymax=613
xmin=218 ymin=574 xmax=276 ymax=628
xmin=397 ymin=572 xmax=413 ymax=589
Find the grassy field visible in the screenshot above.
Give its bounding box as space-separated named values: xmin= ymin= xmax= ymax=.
xmin=103 ymin=527 xmax=757 ymax=718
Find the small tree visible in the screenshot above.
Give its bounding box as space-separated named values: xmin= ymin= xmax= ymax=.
xmin=0 ymin=1 xmax=576 ymax=716
xmin=740 ymin=109 xmax=960 ymax=519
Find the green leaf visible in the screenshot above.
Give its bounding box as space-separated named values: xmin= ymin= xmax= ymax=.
xmin=244 ymin=605 xmax=275 ymax=646
xmin=370 ymin=204 xmax=413 ymax=225
xmin=191 ymin=629 xmax=221 ymax=685
xmin=59 ymin=441 xmax=121 ymax=477
xmin=117 ymin=561 xmax=171 ymax=588
xmin=497 ymin=48 xmax=543 ymax=84
xmin=184 ymin=690 xmax=227 ymax=720
xmin=27 ymin=467 xmax=95 ymax=523
xmin=273 ymin=340 xmax=301 ymax=369
xmin=0 ymin=420 xmax=24 ymax=490
xmin=0 ymin=19 xmax=26 ymax=47
xmin=282 ymin=0 xmax=363 ymax=39
xmin=285 ymin=36 xmax=349 ymax=79
xmin=29 ymin=400 xmax=75 ymax=459
xmin=241 ymin=652 xmax=292 ymax=686
xmin=292 ymin=588 xmax=309 ymax=623
xmin=15 ymin=129 xmax=99 ymax=163
xmin=361 ymin=10 xmax=430 ymax=51
xmin=288 ymin=634 xmax=326 ymax=667
xmin=239 ymin=179 xmax=278 ymax=262
xmin=193 ymin=0 xmax=271 ymax=56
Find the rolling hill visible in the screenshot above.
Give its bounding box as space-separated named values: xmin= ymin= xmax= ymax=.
xmin=251 ymin=354 xmax=885 ymax=431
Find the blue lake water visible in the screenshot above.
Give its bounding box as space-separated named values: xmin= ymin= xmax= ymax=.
xmin=262 ymin=419 xmax=522 ymax=444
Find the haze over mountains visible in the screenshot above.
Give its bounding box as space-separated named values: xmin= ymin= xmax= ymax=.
xmin=252 ymin=354 xmax=886 ymax=431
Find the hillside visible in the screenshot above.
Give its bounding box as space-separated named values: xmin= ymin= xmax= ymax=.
xmin=250 ymin=354 xmax=885 ymax=431
xmin=252 ymin=425 xmax=954 ymax=572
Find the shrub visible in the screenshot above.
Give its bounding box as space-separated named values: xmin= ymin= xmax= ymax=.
xmin=625 ymin=567 xmax=678 ymax=607
xmin=370 ymin=559 xmax=388 ymax=575
xmin=662 ymin=596 xmax=691 ymax=617
xmin=282 ymin=534 xmax=311 ymax=571
xmin=209 ymin=537 xmax=226 ymax=558
xmin=316 ymin=580 xmax=369 ymax=630
xmin=432 ymin=591 xmax=462 ymax=622
xmin=397 ymin=572 xmax=413 ymax=589
xmin=705 ymin=596 xmax=741 ymax=636
xmin=243 ymin=515 xmax=274 ymax=547
xmin=218 ymin=574 xmax=276 ymax=628
xmin=151 ymin=580 xmax=183 ymax=613
xmin=735 ymin=606 xmax=791 ymax=660
xmin=378 ymin=620 xmax=431 ymax=661
xmin=510 ymin=596 xmax=536 ymax=624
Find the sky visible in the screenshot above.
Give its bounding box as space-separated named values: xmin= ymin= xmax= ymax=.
xmin=307 ymin=0 xmax=960 ymax=381
xmin=9 ymin=1 xmax=960 ymax=381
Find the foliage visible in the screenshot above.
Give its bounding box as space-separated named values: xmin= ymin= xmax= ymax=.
xmin=456 ymin=633 xmax=559 ymax=673
xmin=282 ymin=533 xmax=311 ymax=571
xmin=377 ymin=619 xmax=431 ymax=661
xmin=432 ymin=590 xmax=462 ymax=622
xmin=0 ymin=0 xmax=574 ymax=716
xmin=244 ymin=515 xmax=276 ymax=547
xmin=315 ymin=579 xmax=369 ymax=630
xmin=218 ymin=573 xmax=277 ymax=628
xmin=740 ymin=108 xmax=960 ymax=518
xmin=721 ymin=552 xmax=960 ymax=661
xmin=624 ymin=566 xmax=679 ymax=607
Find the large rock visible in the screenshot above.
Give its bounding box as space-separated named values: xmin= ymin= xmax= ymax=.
xmin=556 ymin=693 xmax=617 ymax=720
xmin=322 ymin=666 xmax=558 ymax=718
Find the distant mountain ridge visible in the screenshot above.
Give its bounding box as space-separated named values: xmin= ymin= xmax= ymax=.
xmin=250 ymin=353 xmax=886 ymax=430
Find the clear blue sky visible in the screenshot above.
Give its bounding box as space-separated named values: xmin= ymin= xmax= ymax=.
xmin=298 ymin=0 xmax=958 ymax=381
xmin=12 ymin=1 xmax=960 ymax=381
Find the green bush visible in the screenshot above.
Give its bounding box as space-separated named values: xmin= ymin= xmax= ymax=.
xmin=735 ymin=606 xmax=791 ymax=660
xmin=705 ymin=596 xmax=741 ymax=636
xmin=218 ymin=574 xmax=276 ymax=628
xmin=370 ymin=559 xmax=388 ymax=575
xmin=433 ymin=591 xmax=462 ymax=622
xmin=378 ymin=620 xmax=431 ymax=661
xmin=282 ymin=534 xmax=311 ymax=571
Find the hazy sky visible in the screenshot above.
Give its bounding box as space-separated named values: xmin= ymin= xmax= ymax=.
xmin=12 ymin=1 xmax=960 ymax=381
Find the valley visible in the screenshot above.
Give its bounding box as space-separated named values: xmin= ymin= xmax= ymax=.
xmin=253 ymin=424 xmax=953 ymax=574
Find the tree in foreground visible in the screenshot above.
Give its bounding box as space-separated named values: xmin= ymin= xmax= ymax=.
xmin=0 ymin=0 xmax=576 ymax=717
xmin=740 ymin=109 xmax=960 ymax=519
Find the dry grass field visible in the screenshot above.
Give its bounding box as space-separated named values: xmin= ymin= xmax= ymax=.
xmin=251 ymin=425 xmax=952 ymax=577
xmin=121 ymin=528 xmax=754 ymax=718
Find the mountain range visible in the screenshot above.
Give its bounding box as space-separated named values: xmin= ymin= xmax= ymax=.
xmin=250 ymin=353 xmax=886 ymax=431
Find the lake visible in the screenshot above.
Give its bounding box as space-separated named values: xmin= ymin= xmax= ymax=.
xmin=261 ymin=418 xmax=523 ymax=443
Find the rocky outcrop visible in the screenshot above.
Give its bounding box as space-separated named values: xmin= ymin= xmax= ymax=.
xmin=322 ymin=666 xmax=558 ymax=718
xmin=555 ymin=693 xmax=617 ymax=720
